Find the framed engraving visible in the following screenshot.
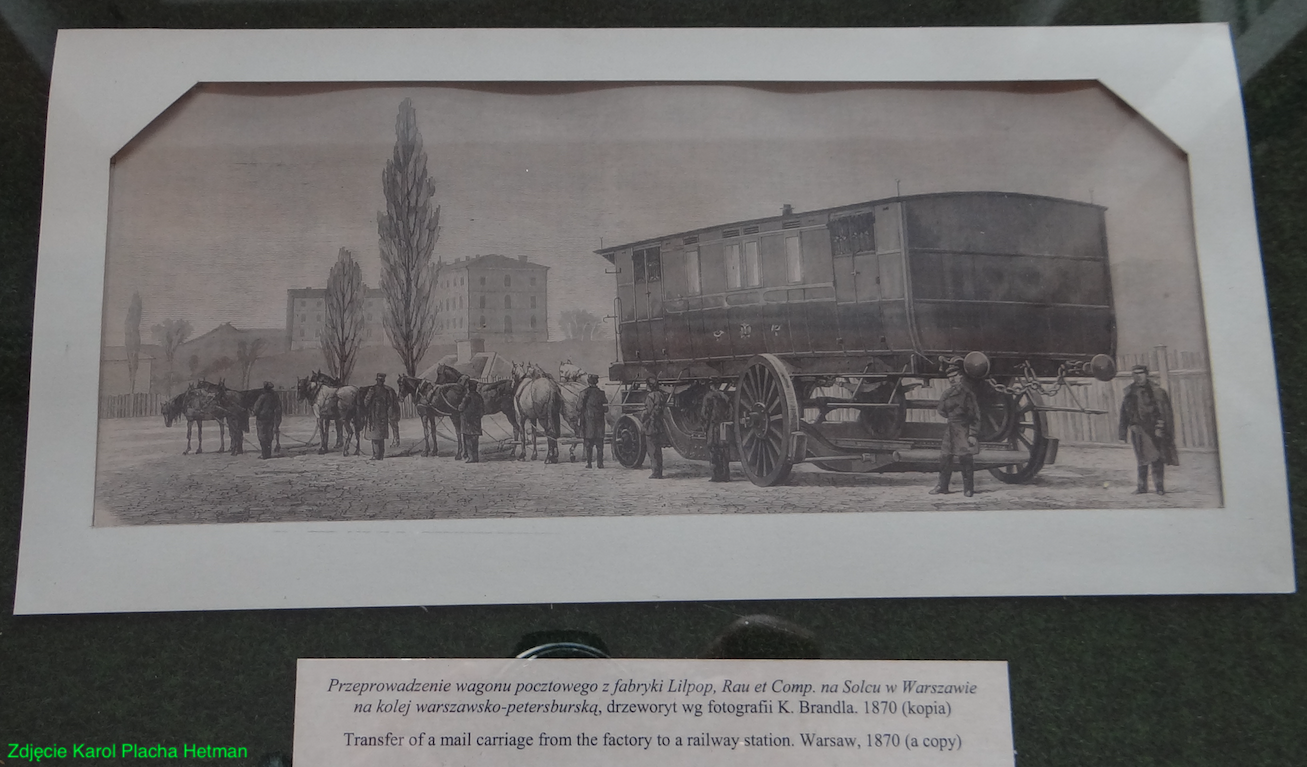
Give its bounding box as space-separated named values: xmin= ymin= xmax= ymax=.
xmin=16 ymin=26 xmax=1292 ymax=613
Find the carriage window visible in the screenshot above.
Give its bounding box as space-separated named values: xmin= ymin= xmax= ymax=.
xmin=743 ymin=240 xmax=760 ymax=287
xmin=786 ymin=235 xmax=803 ymax=283
xmin=632 ymin=251 xmax=645 ymax=284
xmin=633 ymin=246 xmax=661 ymax=284
xmin=685 ymin=248 xmax=701 ymax=295
xmin=831 ymin=212 xmax=875 ymax=255
xmin=725 ymin=243 xmax=742 ymax=289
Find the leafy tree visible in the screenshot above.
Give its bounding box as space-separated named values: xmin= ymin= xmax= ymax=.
xmin=560 ymin=308 xmax=605 ymax=340
xmin=125 ymin=292 xmax=142 ymax=395
xmin=377 ymin=97 xmax=440 ymax=377
xmin=151 ymin=318 xmax=192 ymax=396
xmin=235 ymin=338 xmax=268 ymax=390
xmin=320 ymin=248 xmax=366 ymax=384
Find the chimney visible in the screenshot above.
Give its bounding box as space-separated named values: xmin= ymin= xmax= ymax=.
xmin=782 ymin=204 xmax=794 ymax=217
xmin=518 ymin=255 xmax=528 ymax=262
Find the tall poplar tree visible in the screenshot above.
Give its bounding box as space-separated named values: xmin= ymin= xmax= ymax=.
xmin=377 ymin=98 xmax=440 ymax=377
xmin=321 ymin=248 xmax=366 ymax=384
xmin=125 ymin=292 xmax=143 ymax=395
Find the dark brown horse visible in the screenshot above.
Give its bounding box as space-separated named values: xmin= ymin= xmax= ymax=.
xmin=399 ymin=369 xmax=523 ymax=458
xmin=161 ymin=383 xmax=231 ymax=455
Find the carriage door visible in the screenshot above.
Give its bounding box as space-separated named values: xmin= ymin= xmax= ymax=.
xmin=634 ymin=246 xmax=665 ymax=362
xmin=830 ymin=211 xmax=877 ymax=352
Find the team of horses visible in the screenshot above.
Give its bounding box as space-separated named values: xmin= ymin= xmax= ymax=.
xmin=163 ymin=360 xmax=593 ymax=463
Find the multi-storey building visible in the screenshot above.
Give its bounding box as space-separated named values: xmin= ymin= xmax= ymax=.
xmin=286 ymin=286 xmax=388 ymax=351
xmin=432 ymin=254 xmax=549 ymax=343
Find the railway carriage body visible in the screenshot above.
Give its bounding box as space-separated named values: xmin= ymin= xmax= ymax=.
xmin=599 ymin=192 xmax=1118 ymax=486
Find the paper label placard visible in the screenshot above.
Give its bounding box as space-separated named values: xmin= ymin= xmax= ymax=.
xmin=294 ymin=658 xmax=1013 ymax=766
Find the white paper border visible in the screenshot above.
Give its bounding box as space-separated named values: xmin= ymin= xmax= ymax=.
xmin=16 ymin=26 xmax=1294 ymax=614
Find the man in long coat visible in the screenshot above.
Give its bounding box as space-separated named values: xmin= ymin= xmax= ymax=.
xmin=578 ymin=374 xmax=608 ymax=468
xmin=700 ymin=380 xmax=732 ymax=482
xmin=457 ymin=378 xmax=485 ymax=463
xmin=251 ymin=381 xmax=282 ymax=459
xmin=931 ymin=360 xmax=980 ymax=497
xmin=363 ymin=373 xmax=400 ymax=460
xmin=642 ymin=376 xmax=668 ymax=479
xmin=1118 ymin=364 xmax=1178 ymax=494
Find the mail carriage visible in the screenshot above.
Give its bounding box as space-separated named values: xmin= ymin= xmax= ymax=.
xmin=598 ymin=191 xmax=1118 ymax=487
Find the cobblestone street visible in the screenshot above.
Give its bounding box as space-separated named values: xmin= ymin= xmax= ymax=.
xmin=93 ymin=415 xmax=1223 ymax=526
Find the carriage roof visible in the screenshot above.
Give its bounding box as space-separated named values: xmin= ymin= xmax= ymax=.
xmin=595 ymin=191 xmax=1106 ymax=262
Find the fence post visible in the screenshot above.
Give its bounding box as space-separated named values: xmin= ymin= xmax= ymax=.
xmin=1154 ymin=345 xmax=1170 ymax=391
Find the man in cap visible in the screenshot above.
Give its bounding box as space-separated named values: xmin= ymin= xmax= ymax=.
xmin=700 ymin=379 xmax=732 ymax=482
xmin=251 ymin=381 xmax=282 ymax=459
xmin=457 ymin=377 xmax=485 ymax=463
xmin=641 ymin=376 xmax=668 ymax=479
xmin=363 ymin=373 xmax=400 ymax=460
xmin=1118 ymin=364 xmax=1178 ymax=494
xmin=931 ymin=359 xmax=980 ymax=496
xmin=578 ymin=373 xmax=609 ymax=468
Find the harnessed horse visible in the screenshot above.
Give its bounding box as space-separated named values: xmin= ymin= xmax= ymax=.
xmin=297 ymin=371 xmax=362 ymax=455
xmin=513 ymin=361 xmax=563 ymax=463
xmin=161 ymin=382 xmax=232 ymax=455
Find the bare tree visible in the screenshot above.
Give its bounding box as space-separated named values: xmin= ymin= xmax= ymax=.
xmin=200 ymin=355 xmax=234 ymax=382
xmin=187 ymin=354 xmax=200 ymax=379
xmin=151 ymin=318 xmax=192 ymax=396
xmin=125 ymin=292 xmax=142 ymax=395
xmin=235 ymin=338 xmax=268 ymax=390
xmin=560 ymin=309 xmax=605 ymax=340
xmin=320 ymin=248 xmax=366 ymax=384
xmin=378 ymin=97 xmax=440 ymax=377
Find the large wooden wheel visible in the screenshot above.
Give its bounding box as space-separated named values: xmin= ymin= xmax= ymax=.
xmin=988 ymin=387 xmax=1049 ymax=484
xmin=734 ymin=354 xmax=800 ymax=486
xmin=612 ymin=414 xmax=646 ymax=469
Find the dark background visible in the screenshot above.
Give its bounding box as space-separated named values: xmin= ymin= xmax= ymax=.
xmin=1 ymin=1 xmax=1303 ymax=764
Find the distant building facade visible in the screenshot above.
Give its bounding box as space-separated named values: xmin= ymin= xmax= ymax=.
xmin=286 ymin=286 xmax=387 ymax=352
xmin=432 ymin=254 xmax=549 ymax=344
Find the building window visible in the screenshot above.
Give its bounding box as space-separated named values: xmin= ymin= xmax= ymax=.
xmin=480 ymin=315 xmax=486 ymax=328
xmin=504 ymin=315 xmax=513 ymax=333
xmin=300 ymin=314 xmax=305 ymax=323
xmin=743 ymin=240 xmax=760 ymax=287
xmin=504 ymin=295 xmax=512 ymax=309
xmin=504 ymin=275 xmax=511 ymax=287
xmin=530 ymin=295 xmax=537 ymax=309
xmin=530 ymin=315 xmax=537 ymax=329
xmin=725 ymin=243 xmax=741 ymax=289
xmin=685 ymin=247 xmax=701 ymax=295
xmin=530 ymin=277 xmax=536 ymax=286
xmin=786 ymin=235 xmax=803 ymax=283
xmin=480 ymin=276 xmax=486 ymax=286
xmin=480 ymin=295 xmax=486 ymax=309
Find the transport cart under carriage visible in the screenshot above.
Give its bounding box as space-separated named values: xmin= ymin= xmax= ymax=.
xmin=600 ymin=192 xmax=1119 ymax=487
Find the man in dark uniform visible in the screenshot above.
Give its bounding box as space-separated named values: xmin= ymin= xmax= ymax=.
xmin=1118 ymin=364 xmax=1178 ymax=494
xmin=641 ymin=376 xmax=668 ymax=479
xmin=457 ymin=378 xmax=485 ymax=463
xmin=578 ymin=374 xmax=608 ymax=468
xmin=931 ymin=360 xmax=980 ymax=496
xmin=700 ymin=379 xmax=732 ymax=482
xmin=363 ymin=373 xmax=399 ymax=460
xmin=251 ymin=381 xmax=281 ymax=459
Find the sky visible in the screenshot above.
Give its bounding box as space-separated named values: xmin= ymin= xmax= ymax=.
xmin=102 ymin=81 xmax=1207 ymax=358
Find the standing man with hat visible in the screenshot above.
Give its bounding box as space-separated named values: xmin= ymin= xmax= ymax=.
xmin=700 ymin=379 xmax=732 ymax=482
xmin=931 ymin=359 xmax=980 ymax=496
xmin=578 ymin=374 xmax=608 ymax=468
xmin=251 ymin=381 xmax=282 ymax=460
xmin=363 ymin=372 xmax=400 ymax=461
xmin=457 ymin=377 xmax=485 ymax=463
xmin=641 ymin=376 xmax=668 ymax=479
xmin=1118 ymin=364 xmax=1178 ymax=494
